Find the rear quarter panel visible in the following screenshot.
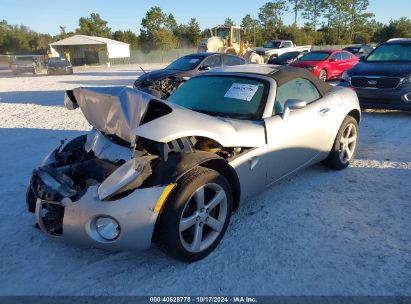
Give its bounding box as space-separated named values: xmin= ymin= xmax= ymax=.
xmin=326 ymin=86 xmax=361 ymax=151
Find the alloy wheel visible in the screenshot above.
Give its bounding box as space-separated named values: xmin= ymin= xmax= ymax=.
xmin=339 ymin=122 xmax=357 ymax=164
xmin=179 ymin=183 xmax=228 ymax=253
xmin=319 ymin=70 xmax=327 ymax=81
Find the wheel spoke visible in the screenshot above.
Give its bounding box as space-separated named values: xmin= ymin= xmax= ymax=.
xmin=346 ymin=124 xmax=353 ymax=137
xmin=205 ymin=190 xmax=225 ymax=211
xmin=179 ymin=214 xmax=197 ymax=232
xmin=206 ymin=216 xmax=223 ymax=232
xmin=194 ymin=187 xmax=205 ymax=210
xmin=191 ymin=224 xmax=203 ymax=252
xmin=345 ymin=146 xmax=353 ymax=159
xmin=347 ymin=135 xmax=356 ymax=144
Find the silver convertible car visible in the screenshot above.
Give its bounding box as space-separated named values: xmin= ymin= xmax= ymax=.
xmin=27 ymin=65 xmax=361 ymax=262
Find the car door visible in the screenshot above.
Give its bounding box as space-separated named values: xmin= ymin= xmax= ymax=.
xmin=264 ymin=78 xmax=335 ymax=184
xmin=329 ymin=52 xmax=343 ymax=77
xmin=340 ymin=52 xmax=357 ymax=75
xmin=280 ymin=41 xmax=293 ymax=55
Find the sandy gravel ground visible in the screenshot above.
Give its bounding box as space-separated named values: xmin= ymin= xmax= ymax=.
xmin=0 ymin=65 xmax=410 ymax=296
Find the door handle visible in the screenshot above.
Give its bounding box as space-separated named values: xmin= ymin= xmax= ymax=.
xmin=319 ymin=107 xmax=331 ymax=116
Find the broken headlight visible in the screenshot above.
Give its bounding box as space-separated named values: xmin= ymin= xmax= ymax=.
xmin=37 ymin=169 xmax=77 ymax=198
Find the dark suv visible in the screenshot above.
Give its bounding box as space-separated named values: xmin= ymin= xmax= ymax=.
xmin=10 ymin=56 xmax=42 ymax=75
xmin=342 ymin=39 xmax=411 ymax=110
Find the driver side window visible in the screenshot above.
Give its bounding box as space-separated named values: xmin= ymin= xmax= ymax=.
xmin=273 ymin=78 xmax=321 ymax=115
xmin=330 ymin=52 xmax=342 ymax=61
xmin=202 ymin=55 xmax=222 ymax=69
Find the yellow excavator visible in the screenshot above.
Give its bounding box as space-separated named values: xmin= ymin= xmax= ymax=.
xmin=198 ymin=25 xmax=263 ymax=63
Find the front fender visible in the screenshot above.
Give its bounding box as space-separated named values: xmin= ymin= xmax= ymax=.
xmin=149 ymin=151 xmax=224 ymax=185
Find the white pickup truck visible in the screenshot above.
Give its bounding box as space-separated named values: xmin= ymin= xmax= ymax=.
xmin=255 ymin=40 xmax=312 ymax=63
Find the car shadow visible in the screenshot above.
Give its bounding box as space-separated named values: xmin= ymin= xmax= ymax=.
xmin=73 ymin=71 xmax=148 ymax=77
xmin=0 ymin=90 xmax=65 ymax=106
xmin=59 ymin=79 xmax=136 ymax=86
xmin=362 ymin=109 xmax=411 ymax=117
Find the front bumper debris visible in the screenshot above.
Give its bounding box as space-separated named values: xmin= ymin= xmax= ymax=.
xmin=28 ymin=173 xmax=168 ymax=251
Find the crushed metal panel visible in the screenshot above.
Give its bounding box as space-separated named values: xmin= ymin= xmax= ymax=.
xmin=85 ymin=129 xmax=134 ymax=162
xmin=66 ymin=87 xmax=152 ymax=144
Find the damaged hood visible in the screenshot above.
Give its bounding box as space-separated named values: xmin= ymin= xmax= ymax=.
xmin=65 ymin=86 xmax=151 ymax=144
xmin=65 ymin=87 xmax=266 ymax=148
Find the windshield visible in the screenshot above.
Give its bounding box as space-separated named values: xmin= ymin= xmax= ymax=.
xmin=216 ymin=28 xmax=230 ymax=40
xmin=300 ymin=52 xmax=330 ymax=61
xmin=166 ymin=56 xmax=203 ymax=71
xmin=48 ymin=58 xmax=69 ymax=65
xmin=263 ymin=41 xmax=282 ymax=49
xmin=168 ymin=76 xmax=267 ymax=120
xmin=366 ymin=43 xmax=411 ymax=62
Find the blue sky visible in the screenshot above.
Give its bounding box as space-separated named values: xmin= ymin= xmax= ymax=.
xmin=1 ymin=0 xmax=409 ymax=35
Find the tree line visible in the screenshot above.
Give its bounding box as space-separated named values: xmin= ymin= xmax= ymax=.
xmin=1 ymin=1 xmax=410 ymax=54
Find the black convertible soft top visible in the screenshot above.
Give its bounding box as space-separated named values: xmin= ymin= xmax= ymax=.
xmin=206 ymin=65 xmax=333 ymax=97
xmin=268 ymin=66 xmax=332 ymax=96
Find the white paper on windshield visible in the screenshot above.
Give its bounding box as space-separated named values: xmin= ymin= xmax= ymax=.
xmin=189 ymin=59 xmax=200 ymax=63
xmin=224 ymin=83 xmax=259 ymax=101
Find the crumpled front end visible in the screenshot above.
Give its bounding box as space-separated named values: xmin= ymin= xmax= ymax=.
xmin=26 ymin=131 xmax=170 ymax=251
xmin=28 ymin=86 xmax=266 ymax=252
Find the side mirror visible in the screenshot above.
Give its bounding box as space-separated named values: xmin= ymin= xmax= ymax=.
xmin=359 ymin=55 xmax=366 ymax=62
xmin=199 ymin=65 xmax=211 ymax=71
xmin=329 ymin=58 xmax=337 ymax=63
xmin=282 ymin=99 xmax=307 ymax=122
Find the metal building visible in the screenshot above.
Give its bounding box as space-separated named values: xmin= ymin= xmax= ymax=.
xmin=49 ymin=35 xmax=130 ymax=66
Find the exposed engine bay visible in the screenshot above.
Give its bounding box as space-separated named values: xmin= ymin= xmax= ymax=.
xmin=135 ymin=76 xmax=185 ymax=99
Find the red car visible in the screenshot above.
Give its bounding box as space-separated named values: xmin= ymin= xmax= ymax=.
xmin=290 ymin=50 xmax=359 ymax=81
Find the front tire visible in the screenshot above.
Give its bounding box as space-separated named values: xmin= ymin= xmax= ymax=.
xmin=323 ymin=116 xmax=359 ymax=170
xmin=157 ymin=167 xmax=233 ymax=263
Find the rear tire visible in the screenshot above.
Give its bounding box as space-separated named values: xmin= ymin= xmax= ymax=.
xmin=157 ymin=167 xmax=233 ymax=263
xmin=323 ymin=116 xmax=359 ymax=170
